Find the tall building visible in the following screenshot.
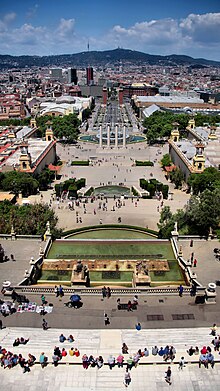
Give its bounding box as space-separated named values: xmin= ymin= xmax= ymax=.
xmin=49 ymin=68 xmax=62 ymax=81
xmin=68 ymin=68 xmax=78 ymax=85
xmin=86 ymin=67 xmax=94 ymax=86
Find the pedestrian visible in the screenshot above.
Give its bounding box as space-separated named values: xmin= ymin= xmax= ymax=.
xmin=59 ymin=285 xmax=64 ymax=299
xmin=190 ymin=239 xmax=193 ymax=247
xmin=107 ymin=287 xmax=111 ymax=298
xmin=190 ymin=252 xmax=194 ymax=262
xmin=127 ymin=300 xmax=133 ymax=311
xmin=178 ymin=356 xmax=185 ymax=370
xmin=54 ymin=285 xmax=59 ymax=297
xmin=42 ymin=318 xmax=48 ymax=330
xmin=41 ymin=294 xmax=46 ymax=305
xmin=165 ymin=366 xmax=172 ymax=385
xmin=102 ymin=286 xmax=107 ymax=299
xmin=193 ymin=259 xmax=197 ymax=267
xmin=104 ymin=313 xmax=110 ymax=326
xmin=178 ymin=284 xmax=184 ymax=297
xmin=124 ymin=369 xmax=131 ymax=387
xmin=135 ymin=322 xmax=141 ymax=331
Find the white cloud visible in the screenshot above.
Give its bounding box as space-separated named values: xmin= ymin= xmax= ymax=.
xmin=57 ymin=18 xmax=75 ymax=39
xmin=0 ymin=12 xmax=219 ymax=60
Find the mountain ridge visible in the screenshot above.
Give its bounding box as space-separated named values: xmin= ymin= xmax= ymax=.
xmin=0 ymin=48 xmax=219 ymax=69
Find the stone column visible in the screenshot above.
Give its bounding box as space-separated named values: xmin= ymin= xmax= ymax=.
xmin=107 ymin=125 xmax=110 ymax=148
xmin=115 ymin=125 xmax=118 ymax=148
xmin=99 ymin=126 xmax=102 ymax=148
xmin=123 ymin=126 xmax=126 ymax=148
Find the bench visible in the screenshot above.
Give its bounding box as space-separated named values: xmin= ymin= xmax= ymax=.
xmin=117 ymin=303 xmax=137 ymax=310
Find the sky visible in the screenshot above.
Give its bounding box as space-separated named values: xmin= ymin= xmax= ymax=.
xmin=0 ymin=0 xmax=220 ymax=60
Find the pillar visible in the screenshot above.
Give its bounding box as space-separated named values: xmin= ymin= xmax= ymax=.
xmin=107 ymin=125 xmax=110 ymax=148
xmin=115 ymin=125 xmax=118 ymax=148
xmin=99 ymin=126 xmax=102 ymax=148
xmin=123 ymin=126 xmax=126 ymax=148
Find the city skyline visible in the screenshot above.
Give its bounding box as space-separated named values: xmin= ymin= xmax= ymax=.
xmin=0 ymin=0 xmax=220 ymax=60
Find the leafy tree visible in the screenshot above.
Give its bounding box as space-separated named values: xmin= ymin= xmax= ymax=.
xmin=170 ymin=168 xmax=184 ymax=189
xmin=143 ymin=112 xmax=189 ymax=144
xmin=0 ymin=171 xmax=38 ymax=196
xmin=187 ymin=167 xmax=220 ymax=195
xmin=161 ymin=154 xmax=172 ymax=168
xmin=36 ymin=113 xmax=80 ymax=143
xmin=185 ymin=189 xmax=220 ymax=235
xmin=0 ymin=201 xmax=61 ymax=237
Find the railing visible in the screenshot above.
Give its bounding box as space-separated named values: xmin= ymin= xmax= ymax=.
xmin=13 ymin=286 xmax=191 ymax=295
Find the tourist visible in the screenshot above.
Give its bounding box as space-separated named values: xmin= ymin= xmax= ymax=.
xmin=135 ymin=322 xmax=141 ymax=331
xmin=67 ymin=334 xmax=74 ymax=342
xmin=74 ymin=348 xmax=80 ymax=357
xmin=108 ymin=354 xmax=115 ymax=370
xmin=69 ymin=347 xmax=74 ymax=356
xmin=107 ymin=287 xmax=111 ymax=298
xmin=82 ymin=354 xmax=89 ymax=369
xmin=96 ymin=355 xmax=104 ymax=369
xmin=41 ymin=294 xmax=46 ymax=305
xmin=152 ymin=346 xmax=158 ymax=355
xmin=122 ymin=343 xmax=129 ymax=354
xmin=39 ymin=352 xmax=47 ymax=368
xmin=52 ymin=353 xmax=59 ymax=367
xmin=59 ymin=285 xmax=64 ymax=298
xmin=19 ymin=337 xmax=29 ymax=345
xmin=193 ymin=259 xmax=197 ymax=267
xmin=126 ymin=356 xmax=133 ymax=370
xmin=143 ymin=348 xmax=149 ymax=357
xmin=104 ymin=313 xmax=110 ymax=326
xmin=59 ymin=334 xmax=66 ymax=343
xmin=165 ymin=366 xmax=172 ymax=385
xmin=199 ymin=353 xmax=208 ymax=368
xmin=178 ymin=357 xmax=185 ymax=370
xmin=117 ymin=353 xmax=124 ymax=368
xmin=178 ymin=284 xmax=184 ymax=297
xmin=210 ymin=324 xmax=217 ymax=336
xmin=54 ymin=286 xmax=59 ymax=297
xmin=207 ymin=352 xmax=215 ymax=368
xmin=124 ymin=369 xmax=131 ymax=387
xmin=42 ymin=319 xmax=48 ymax=330
xmin=102 ymin=286 xmax=107 ymax=299
xmin=54 ymin=346 xmax=62 ymax=359
xmin=127 ymin=300 xmax=132 ymax=312
xmin=27 ymin=353 xmax=36 ymax=367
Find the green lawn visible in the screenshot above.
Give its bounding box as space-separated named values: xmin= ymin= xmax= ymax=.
xmin=68 ymin=229 xmax=153 ymax=239
xmin=47 ymin=240 xmax=175 ymax=260
xmin=149 ymin=260 xmax=184 ymax=283
xmin=89 ymin=271 xmax=133 ymax=282
xmin=38 ymin=270 xmax=72 ymax=282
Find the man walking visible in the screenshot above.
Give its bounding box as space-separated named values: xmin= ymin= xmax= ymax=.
xmin=165 ymin=366 xmax=172 ymax=385
xmin=42 ymin=318 xmax=48 ymax=330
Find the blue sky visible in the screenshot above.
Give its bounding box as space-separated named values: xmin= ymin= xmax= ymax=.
xmin=0 ymin=0 xmax=220 ymax=60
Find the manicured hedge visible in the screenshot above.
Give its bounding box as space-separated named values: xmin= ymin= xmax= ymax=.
xmin=71 ymin=160 xmax=89 ymax=166
xmin=135 ymin=160 xmax=154 ymax=166
xmin=140 ymin=178 xmax=169 ymax=199
xmin=62 ymin=224 xmax=158 ymax=238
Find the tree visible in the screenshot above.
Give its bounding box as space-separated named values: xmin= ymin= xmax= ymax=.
xmin=36 ymin=113 xmax=80 ymax=143
xmin=185 ymin=189 xmax=220 ymax=235
xmin=161 ymin=154 xmax=172 ymax=168
xmin=0 ymin=201 xmax=61 ymax=237
xmin=0 ymin=171 xmax=38 ymax=196
xmin=170 ymin=168 xmax=184 ymax=189
xmin=187 ymin=167 xmax=220 ymax=195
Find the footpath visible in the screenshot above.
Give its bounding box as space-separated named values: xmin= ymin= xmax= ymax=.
xmin=1 ymin=327 xmax=220 ymax=390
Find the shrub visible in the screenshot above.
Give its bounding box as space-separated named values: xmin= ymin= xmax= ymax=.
xmin=135 ymin=160 xmax=154 ymax=166
xmin=71 ymin=160 xmax=89 ymax=166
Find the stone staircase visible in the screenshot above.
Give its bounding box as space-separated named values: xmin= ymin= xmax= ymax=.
xmin=0 ymin=327 xmax=218 ymax=365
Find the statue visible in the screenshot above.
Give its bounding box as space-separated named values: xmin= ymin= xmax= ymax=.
xmin=45 ymin=221 xmax=51 ymax=235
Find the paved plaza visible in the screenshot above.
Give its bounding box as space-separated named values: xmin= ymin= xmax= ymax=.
xmin=27 ymin=141 xmax=190 ymax=232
